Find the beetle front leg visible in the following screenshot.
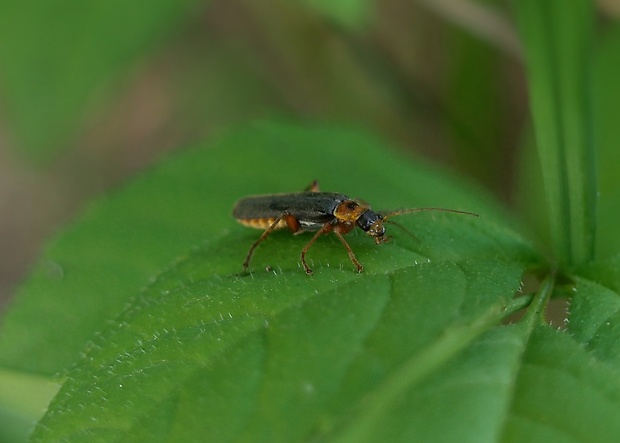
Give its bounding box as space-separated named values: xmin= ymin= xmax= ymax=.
xmin=333 ymin=230 xmax=364 ymax=273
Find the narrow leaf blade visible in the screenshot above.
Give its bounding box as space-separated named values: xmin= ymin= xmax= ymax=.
xmin=516 ymin=0 xmax=597 ymax=266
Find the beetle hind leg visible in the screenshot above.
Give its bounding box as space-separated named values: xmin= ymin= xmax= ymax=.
xmin=242 ymin=212 xmax=298 ymax=273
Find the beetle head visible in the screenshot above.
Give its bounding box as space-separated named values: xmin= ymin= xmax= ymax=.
xmin=356 ymin=210 xmax=389 ymax=243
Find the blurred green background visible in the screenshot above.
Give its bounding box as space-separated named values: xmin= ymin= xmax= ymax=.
xmin=0 ymin=0 xmax=618 ymax=309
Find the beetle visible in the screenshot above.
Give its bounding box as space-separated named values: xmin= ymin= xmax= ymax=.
xmin=233 ymin=181 xmax=478 ymax=275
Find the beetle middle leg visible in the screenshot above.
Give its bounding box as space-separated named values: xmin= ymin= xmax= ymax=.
xmin=300 ymin=224 xmax=364 ymax=275
xmin=300 ymin=223 xmax=333 ymax=275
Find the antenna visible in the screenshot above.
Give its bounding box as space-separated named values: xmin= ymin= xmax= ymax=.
xmin=382 ymin=207 xmax=479 ymax=221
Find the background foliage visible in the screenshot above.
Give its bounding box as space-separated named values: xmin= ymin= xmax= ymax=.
xmin=1 ymin=0 xmax=620 ymax=442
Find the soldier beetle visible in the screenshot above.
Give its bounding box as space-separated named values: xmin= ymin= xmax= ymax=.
xmin=233 ymin=181 xmax=478 ymax=275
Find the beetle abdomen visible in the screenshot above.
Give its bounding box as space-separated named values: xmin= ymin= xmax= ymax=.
xmin=236 ymin=217 xmax=288 ymax=230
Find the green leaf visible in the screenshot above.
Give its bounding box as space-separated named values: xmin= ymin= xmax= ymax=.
xmin=568 ymin=255 xmax=620 ymax=368
xmin=516 ymin=0 xmax=597 ymax=266
xmin=515 ymin=21 xmax=620 ymax=263
xmin=0 ymin=0 xmax=202 ymax=162
xmin=30 ymin=245 xmax=530 ymax=441
xmin=328 ymin=308 xmax=525 ymax=443
xmin=592 ymin=26 xmax=620 ymax=259
xmin=0 ymin=121 xmax=542 ymax=441
xmin=0 ymin=121 xmax=536 ymax=377
xmin=4 ymin=121 xmax=620 ymax=442
xmin=30 ymin=241 xmax=620 ymax=441
xmin=500 ymin=325 xmax=620 ymax=443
